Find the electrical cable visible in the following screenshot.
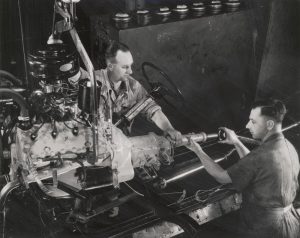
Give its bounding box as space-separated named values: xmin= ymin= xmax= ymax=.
xmin=193 ymin=184 xmax=236 ymax=205
xmin=63 ymin=121 xmax=74 ymax=130
xmin=124 ymin=182 xmax=144 ymax=197
xmin=2 ymin=118 xmax=18 ymax=148
xmin=71 ymin=116 xmax=87 ymax=126
xmin=74 ymin=223 xmax=88 ymax=238
xmin=17 ymin=0 xmax=28 ymax=88
xmin=51 ymin=0 xmax=57 ymax=36
xmin=30 ymin=120 xmax=45 ymax=140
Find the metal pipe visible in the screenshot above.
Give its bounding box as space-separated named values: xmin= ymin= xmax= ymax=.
xmin=165 ymin=157 xmax=224 ymax=184
xmin=53 ymin=1 xmax=100 ymax=165
xmin=69 ymin=27 xmax=99 ymax=165
xmin=218 ymin=129 xmax=260 ymax=145
xmin=282 ymin=121 xmax=300 ymax=132
xmin=176 ymin=132 xmax=217 ymax=147
xmin=218 ymin=121 xmax=300 ymax=145
xmin=158 ymin=121 xmax=300 ymax=188
xmin=236 ymin=136 xmax=260 ymax=145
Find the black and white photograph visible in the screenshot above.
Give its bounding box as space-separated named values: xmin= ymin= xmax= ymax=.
xmin=0 ymin=0 xmax=299 ymax=237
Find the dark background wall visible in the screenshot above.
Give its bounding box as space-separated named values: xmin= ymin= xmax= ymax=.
xmin=256 ymin=0 xmax=300 ymax=124
xmin=87 ymin=0 xmax=272 ymax=134
xmin=106 ymin=9 xmax=267 ymax=133
xmin=0 ymin=0 xmax=54 ymax=85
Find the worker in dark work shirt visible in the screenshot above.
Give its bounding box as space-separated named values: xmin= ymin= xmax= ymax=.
xmin=186 ymin=99 xmax=300 ymax=238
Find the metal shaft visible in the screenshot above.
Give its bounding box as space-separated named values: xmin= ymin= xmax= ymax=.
xmin=159 ymin=121 xmax=300 ymax=187
xmin=176 ymin=132 xmax=218 ymax=147
xmin=165 ymin=157 xmax=224 ymax=184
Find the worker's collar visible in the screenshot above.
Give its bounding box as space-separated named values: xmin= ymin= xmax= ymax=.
xmin=262 ymin=132 xmax=284 ymax=144
xmin=104 ymin=69 xmax=128 ymax=95
xmin=109 ymin=80 xmax=127 ymax=96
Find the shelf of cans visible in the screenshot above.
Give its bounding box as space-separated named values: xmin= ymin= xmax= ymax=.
xmin=111 ymin=0 xmax=241 ymax=29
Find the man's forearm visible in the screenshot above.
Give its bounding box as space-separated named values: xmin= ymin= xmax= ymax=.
xmin=194 ymin=150 xmax=232 ymax=184
xmin=151 ymin=110 xmax=174 ymax=131
xmin=233 ymin=140 xmax=250 ymax=158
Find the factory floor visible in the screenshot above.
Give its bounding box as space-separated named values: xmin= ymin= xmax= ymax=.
xmin=5 ymin=225 xmax=239 ymax=238
xmin=195 ymin=225 xmax=239 ymax=238
xmin=2 ymin=196 xmax=240 ymax=238
xmin=1 ymin=206 xmax=238 ymax=238
xmin=173 ymin=217 xmax=240 ymax=238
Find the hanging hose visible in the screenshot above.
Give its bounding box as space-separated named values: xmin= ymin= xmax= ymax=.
xmin=0 ymin=181 xmax=20 ymax=211
xmin=0 ymin=70 xmax=23 ymax=86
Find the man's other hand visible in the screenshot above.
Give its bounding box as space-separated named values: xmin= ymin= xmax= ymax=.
xmin=185 ymin=139 xmax=203 ymax=153
xmin=219 ymin=127 xmax=239 ymax=145
xmin=164 ymin=129 xmax=183 ymax=145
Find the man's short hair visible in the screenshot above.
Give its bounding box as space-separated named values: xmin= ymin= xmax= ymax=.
xmin=105 ymin=41 xmax=130 ymax=62
xmin=252 ymin=99 xmax=287 ymax=122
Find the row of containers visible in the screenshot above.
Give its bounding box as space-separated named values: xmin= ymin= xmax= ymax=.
xmin=112 ymin=0 xmax=241 ymax=28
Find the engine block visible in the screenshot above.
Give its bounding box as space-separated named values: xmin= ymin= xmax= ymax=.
xmin=10 ymin=119 xmax=173 ymax=191
xmin=11 ymin=121 xmax=134 ymax=186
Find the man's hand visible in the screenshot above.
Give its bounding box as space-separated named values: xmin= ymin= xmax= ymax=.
xmin=185 ymin=139 xmax=203 ymax=153
xmin=164 ymin=129 xmax=183 ymax=145
xmin=219 ymin=127 xmax=239 ymax=145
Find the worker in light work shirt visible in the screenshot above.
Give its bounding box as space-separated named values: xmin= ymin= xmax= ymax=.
xmin=81 ymin=40 xmax=182 ymax=217
xmin=81 ymin=40 xmax=182 ymax=140
xmin=187 ymin=99 xmax=300 ymax=238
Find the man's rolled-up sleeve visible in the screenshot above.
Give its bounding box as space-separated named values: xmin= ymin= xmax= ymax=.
xmin=142 ymin=99 xmax=161 ymax=121
xmin=227 ymin=152 xmax=257 ymax=192
xmin=135 ymin=82 xmax=162 ymax=121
